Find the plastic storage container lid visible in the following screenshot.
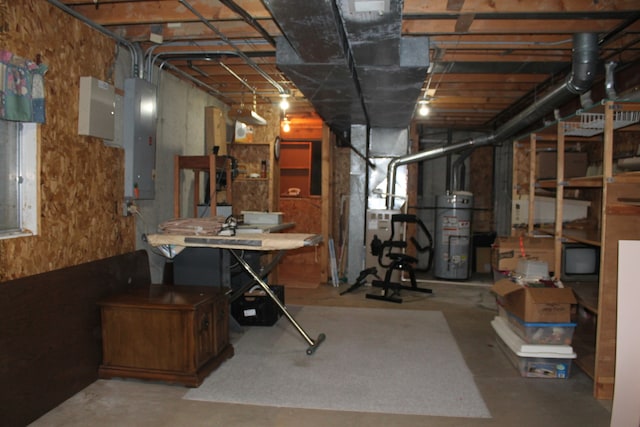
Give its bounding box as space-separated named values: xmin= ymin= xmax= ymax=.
xmin=504 ymin=308 xmax=577 ymax=328
xmin=492 ymin=316 xmax=576 ymax=358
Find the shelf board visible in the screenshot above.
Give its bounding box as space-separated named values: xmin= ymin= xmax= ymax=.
xmin=536 ymin=172 xmax=640 ymax=188
xmin=606 ymin=202 xmax=640 ymax=216
xmin=536 ymin=180 xmax=556 ymax=189
xmin=562 ymin=228 xmax=601 ymax=246
xmin=537 ymin=176 xmax=604 ymax=188
xmin=574 ymin=353 xmax=596 ymax=379
xmin=612 ymin=171 xmax=640 ymax=183
xmin=572 ymin=324 xmax=596 ymax=379
xmin=537 ymin=227 xmax=601 ymax=246
xmin=537 ymin=227 xmax=555 ymax=237
xmin=235 ymin=177 xmax=268 ymax=182
xmin=568 ymin=281 xmax=599 ymax=314
xmin=176 ymin=155 xmax=226 ymax=171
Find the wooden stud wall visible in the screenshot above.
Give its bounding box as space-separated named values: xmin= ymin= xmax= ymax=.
xmin=0 ymin=1 xmax=135 ymax=281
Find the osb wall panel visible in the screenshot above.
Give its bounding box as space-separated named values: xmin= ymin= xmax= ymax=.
xmin=231 ymin=180 xmax=270 ymax=215
xmin=278 ymin=198 xmax=323 ymax=286
xmin=469 ymin=145 xmax=494 ymax=232
xmin=251 ymin=104 xmax=280 ymax=145
xmin=228 ymin=143 xmax=270 ymax=215
xmin=235 ymin=104 xmax=280 ymax=213
xmin=0 ymin=1 xmax=135 ymax=281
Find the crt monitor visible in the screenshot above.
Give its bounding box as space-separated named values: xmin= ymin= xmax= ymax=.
xmin=560 ymin=243 xmax=600 ymax=282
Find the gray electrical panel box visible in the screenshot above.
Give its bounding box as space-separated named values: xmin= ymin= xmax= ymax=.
xmin=78 ymin=76 xmax=115 ymax=140
xmin=123 ymin=78 xmax=157 ymax=200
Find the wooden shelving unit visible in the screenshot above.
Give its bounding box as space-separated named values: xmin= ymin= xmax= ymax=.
xmin=280 ymin=141 xmax=312 ymax=197
xmin=174 ymin=154 xmax=232 ymax=218
xmin=511 ymin=100 xmax=640 ymax=399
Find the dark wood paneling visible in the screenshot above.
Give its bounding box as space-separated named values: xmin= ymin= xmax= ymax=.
xmin=0 ymin=250 xmax=151 ymax=427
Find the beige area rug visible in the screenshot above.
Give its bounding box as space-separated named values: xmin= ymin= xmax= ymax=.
xmin=184 ymin=305 xmax=491 ymax=418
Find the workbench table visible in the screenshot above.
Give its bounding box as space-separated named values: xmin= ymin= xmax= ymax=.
xmin=147 ymin=232 xmax=326 ymax=355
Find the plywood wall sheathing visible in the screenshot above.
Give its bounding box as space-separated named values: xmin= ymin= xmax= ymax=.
xmin=0 ymin=1 xmax=135 ymax=281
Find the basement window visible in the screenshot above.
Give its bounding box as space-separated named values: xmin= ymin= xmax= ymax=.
xmin=0 ymin=119 xmax=39 ymax=239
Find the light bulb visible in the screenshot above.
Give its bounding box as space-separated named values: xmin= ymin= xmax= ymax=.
xmin=279 ymin=95 xmax=290 ymax=111
xmin=282 ymin=120 xmax=290 ymax=132
xmin=418 ymin=101 xmax=430 ymax=117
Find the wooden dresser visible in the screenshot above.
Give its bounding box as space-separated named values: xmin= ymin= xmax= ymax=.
xmin=98 ymin=285 xmax=233 ymax=387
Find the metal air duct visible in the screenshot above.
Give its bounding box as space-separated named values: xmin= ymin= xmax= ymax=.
xmin=336 ymin=0 xmax=430 ymax=128
xmin=266 ymin=0 xmax=367 ymax=135
xmin=386 ymin=32 xmax=600 ymax=208
xmin=269 ymin=0 xmax=429 ymax=134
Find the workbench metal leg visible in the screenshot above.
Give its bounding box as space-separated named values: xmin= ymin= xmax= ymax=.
xmin=228 ymin=250 xmax=287 ymax=303
xmin=229 ymin=249 xmax=326 ymax=355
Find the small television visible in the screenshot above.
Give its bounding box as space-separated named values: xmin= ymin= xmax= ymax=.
xmin=561 ymin=243 xmax=600 ymax=282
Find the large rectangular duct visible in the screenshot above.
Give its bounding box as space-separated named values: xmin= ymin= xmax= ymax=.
xmin=266 ymin=0 xmax=366 ymax=135
xmin=276 ymin=37 xmax=366 ymax=134
xmin=268 ymin=0 xmax=429 ymax=134
xmin=336 ymin=0 xmax=429 ymax=128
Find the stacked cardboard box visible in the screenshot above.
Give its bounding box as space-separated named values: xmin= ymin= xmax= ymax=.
xmin=490 ymin=279 xmax=577 ymax=379
xmin=491 ymin=236 xmax=555 ymax=274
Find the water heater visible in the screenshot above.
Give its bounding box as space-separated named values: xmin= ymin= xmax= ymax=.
xmin=434 ymin=191 xmax=473 ymax=280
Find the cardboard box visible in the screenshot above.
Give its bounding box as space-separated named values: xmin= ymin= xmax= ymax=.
xmin=536 ymin=151 xmax=588 ymax=180
xmin=491 ymin=236 xmax=555 ymax=273
xmin=475 ymin=247 xmax=492 ymax=273
xmin=491 ymin=279 xmax=576 ymax=323
xmin=511 ymin=195 xmax=590 ymax=225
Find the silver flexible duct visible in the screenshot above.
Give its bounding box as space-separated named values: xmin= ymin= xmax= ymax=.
xmin=386 ymin=32 xmax=599 ymax=208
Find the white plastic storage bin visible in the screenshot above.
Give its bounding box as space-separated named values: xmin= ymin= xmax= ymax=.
xmin=492 ymin=316 xmax=576 ymax=379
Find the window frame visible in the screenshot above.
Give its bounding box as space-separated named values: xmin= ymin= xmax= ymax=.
xmin=0 ymin=120 xmax=39 ymax=240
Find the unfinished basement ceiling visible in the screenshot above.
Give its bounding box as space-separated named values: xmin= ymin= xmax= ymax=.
xmin=54 ymin=0 xmax=640 ymax=135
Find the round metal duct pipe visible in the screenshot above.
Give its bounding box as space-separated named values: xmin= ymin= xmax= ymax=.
xmin=386 ymin=32 xmax=599 ymax=209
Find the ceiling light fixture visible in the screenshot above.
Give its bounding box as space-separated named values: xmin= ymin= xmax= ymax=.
xmin=418 ymin=99 xmax=430 ymax=117
xmin=230 ymin=92 xmax=267 ymax=126
xmin=350 ymin=0 xmax=389 ymax=14
xmin=282 ymin=117 xmax=291 ymax=133
xmin=279 ymin=94 xmax=290 ymax=111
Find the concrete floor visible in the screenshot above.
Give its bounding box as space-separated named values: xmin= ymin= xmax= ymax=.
xmin=31 ymin=276 xmax=612 ymax=427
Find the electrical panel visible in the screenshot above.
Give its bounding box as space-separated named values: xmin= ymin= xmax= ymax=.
xmin=123 ymin=78 xmax=157 ymax=200
xmin=78 ymin=76 xmax=115 ymax=140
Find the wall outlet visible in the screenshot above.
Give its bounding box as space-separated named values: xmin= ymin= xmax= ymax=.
xmin=123 ymin=200 xmax=135 ymax=217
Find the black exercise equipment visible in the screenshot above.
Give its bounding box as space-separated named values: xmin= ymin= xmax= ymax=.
xmin=340 ymin=267 xmax=380 ymax=296
xmin=366 ymin=214 xmax=433 ymax=303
